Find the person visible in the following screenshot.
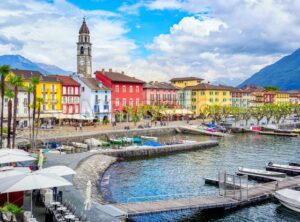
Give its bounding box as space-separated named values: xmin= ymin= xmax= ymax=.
xmin=79 ymin=122 xmax=82 ymax=131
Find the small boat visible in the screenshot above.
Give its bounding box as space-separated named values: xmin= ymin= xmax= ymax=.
xmin=274 ymin=188 xmax=300 ymax=212
xmin=181 ymin=140 xmax=197 ymax=144
xmin=267 ymin=162 xmax=300 ymax=171
xmin=72 ymin=142 xmax=89 ymax=149
xmin=140 ymin=136 xmax=158 ymax=142
xmin=238 ymin=167 xmax=286 ymax=178
xmin=98 ymin=140 xmax=110 ymax=147
xmin=143 ymin=141 xmax=162 ymax=147
xmin=133 ymin=137 xmax=142 ymax=143
xmin=121 ymin=137 xmax=134 ymax=143
xmin=289 ymin=162 xmax=300 ymax=167
xmin=110 ymin=139 xmax=123 ymax=145
xmin=57 ymin=145 xmax=75 ymax=151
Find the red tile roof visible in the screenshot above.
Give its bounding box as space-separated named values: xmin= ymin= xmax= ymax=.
xmin=99 ymin=71 xmax=145 ymax=84
xmin=79 ymin=18 xmax=90 ymax=34
xmin=50 ymin=75 xmax=80 ymax=86
xmin=11 ymin=69 xmax=43 ymax=80
xmin=143 ymin=81 xmax=179 ymax=90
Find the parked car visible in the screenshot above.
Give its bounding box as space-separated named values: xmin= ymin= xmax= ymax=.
xmin=41 ymin=123 xmax=53 ymax=129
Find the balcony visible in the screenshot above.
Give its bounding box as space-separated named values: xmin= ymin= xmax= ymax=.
xmin=42 ymin=89 xmax=49 ymax=93
xmin=50 ymin=100 xmax=57 ymax=104
xmin=50 ymin=91 xmax=57 ymax=94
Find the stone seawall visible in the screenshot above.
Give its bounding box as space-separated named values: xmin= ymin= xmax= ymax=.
xmin=44 ymin=127 xmax=177 ymax=143
xmin=101 ymin=141 xmax=219 ymax=158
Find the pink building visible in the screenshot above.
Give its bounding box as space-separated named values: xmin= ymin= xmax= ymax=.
xmin=143 ymin=82 xmax=179 ymax=107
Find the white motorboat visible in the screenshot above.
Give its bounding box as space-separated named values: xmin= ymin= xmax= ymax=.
xmin=83 ymin=138 xmax=101 ymax=147
xmin=267 ymin=162 xmax=300 ymax=171
xmin=238 ymin=167 xmax=286 ymax=178
xmin=140 ymin=136 xmax=158 ymax=141
xmin=274 ymin=188 xmax=300 ymax=212
xmin=72 ymin=141 xmax=89 ymax=149
xmin=181 ymin=140 xmax=197 ymax=144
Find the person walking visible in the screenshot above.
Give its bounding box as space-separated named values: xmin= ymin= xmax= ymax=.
xmin=79 ymin=122 xmax=82 ymax=131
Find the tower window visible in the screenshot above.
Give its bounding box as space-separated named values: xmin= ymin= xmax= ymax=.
xmin=80 ymin=46 xmax=84 ymax=55
xmin=85 ymin=36 xmax=87 ymax=42
xmin=88 ymin=47 xmax=90 ymax=56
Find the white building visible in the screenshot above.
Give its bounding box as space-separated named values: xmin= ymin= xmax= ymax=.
xmin=72 ymin=75 xmax=112 ymax=121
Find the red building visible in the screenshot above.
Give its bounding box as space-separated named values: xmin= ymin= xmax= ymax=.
xmin=263 ymin=92 xmax=275 ymax=104
xmin=95 ymin=69 xmax=144 ymax=114
xmin=52 ymin=75 xmax=81 ymax=115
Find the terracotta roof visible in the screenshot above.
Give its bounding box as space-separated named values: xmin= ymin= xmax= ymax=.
xmin=170 ymin=77 xmax=203 ymax=82
xmin=79 ymin=18 xmax=90 ymax=34
xmin=143 ymin=82 xmax=179 ymax=90
xmin=79 ymin=77 xmax=110 ymax=91
xmin=11 ymin=69 xmax=43 ymax=80
xmin=184 ymin=83 xmax=231 ymax=91
xmin=41 ymin=75 xmax=60 ymax=83
xmin=100 ymin=71 xmax=145 ymax=84
xmin=49 ymin=75 xmax=80 ymax=86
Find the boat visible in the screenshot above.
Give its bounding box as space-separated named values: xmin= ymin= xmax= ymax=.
xmin=133 ymin=137 xmax=142 ymax=143
xmin=140 ymin=136 xmax=158 ymax=142
xmin=181 ymin=140 xmax=197 ymax=144
xmin=57 ymin=145 xmax=75 ymax=151
xmin=274 ymin=188 xmax=300 ymax=212
xmin=143 ymin=141 xmax=162 ymax=147
xmin=121 ymin=137 xmax=134 ymax=143
xmin=109 ymin=139 xmax=123 ymax=145
xmin=289 ymin=162 xmax=300 ymax=167
xmin=72 ymin=142 xmax=89 ymax=149
xmin=98 ymin=140 xmax=110 ymax=147
xmin=266 ymin=162 xmax=300 ymax=171
xmin=238 ymin=167 xmax=286 ymax=178
xmin=84 ymin=138 xmax=101 ymax=147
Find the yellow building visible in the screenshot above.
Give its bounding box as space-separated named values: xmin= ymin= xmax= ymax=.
xmin=170 ymin=77 xmax=203 ymax=88
xmin=186 ymin=84 xmax=231 ymax=115
xmin=10 ymin=69 xmax=62 ymax=118
xmin=274 ymin=91 xmax=290 ymax=104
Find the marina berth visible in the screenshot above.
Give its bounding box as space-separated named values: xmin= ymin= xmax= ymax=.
xmin=266 ymin=162 xmax=300 ymax=175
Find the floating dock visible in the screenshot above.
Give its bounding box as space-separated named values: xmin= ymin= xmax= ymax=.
xmin=258 ymin=131 xmax=298 ymax=137
xmin=104 ymin=175 xmax=300 ymax=217
xmin=266 ymin=165 xmax=300 ymax=176
xmin=179 ymin=126 xmax=230 ymax=137
xmin=204 ymin=177 xmax=250 ymax=189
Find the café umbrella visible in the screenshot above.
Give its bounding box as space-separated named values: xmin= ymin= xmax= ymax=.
xmin=0 ymin=148 xmax=29 ymax=156
xmin=0 ymin=172 xmax=72 ymax=214
xmin=37 ymin=165 xmax=76 ymax=177
xmin=0 ymin=153 xmax=35 ymax=164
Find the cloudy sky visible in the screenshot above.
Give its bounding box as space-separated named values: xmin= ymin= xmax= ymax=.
xmin=1 ymin=0 xmax=300 ymax=86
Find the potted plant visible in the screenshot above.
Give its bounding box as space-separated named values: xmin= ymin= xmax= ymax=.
xmin=0 ymin=202 xmax=23 ymax=222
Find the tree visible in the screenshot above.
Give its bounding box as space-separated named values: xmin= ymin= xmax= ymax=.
xmin=24 ymin=84 xmax=33 ymax=145
xmin=9 ymin=75 xmax=24 ymax=148
xmin=5 ymin=90 xmax=14 ymax=148
xmin=0 ymin=65 xmax=10 ymax=148
xmin=250 ymin=106 xmax=265 ymax=126
xmin=206 ymin=105 xmax=222 ymax=124
xmin=263 ymin=104 xmax=274 ymax=125
xmin=199 ymin=106 xmax=209 ymax=123
xmin=30 ymin=76 xmax=40 ymax=149
xmin=230 ymin=107 xmax=241 ymax=126
xmin=240 ymin=108 xmax=252 ymax=126
xmin=263 ymin=86 xmax=279 ymax=91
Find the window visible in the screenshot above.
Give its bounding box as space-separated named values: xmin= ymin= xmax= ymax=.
xmin=200 ymin=91 xmax=205 ymax=96
xmin=75 ymin=105 xmax=79 ymax=113
xmin=209 ymin=91 xmax=213 ymax=95
xmin=62 ymin=96 xmax=67 ymax=104
xmin=115 ymin=85 xmax=119 ymax=93
xmin=52 ymin=105 xmax=56 ymax=110
xmin=42 ymin=84 xmax=46 ymax=92
xmin=105 ymin=95 xmax=108 ymax=103
xmin=136 ymin=99 xmax=139 ymax=106
xmin=95 ymin=95 xmax=98 ymax=104
xmin=192 ymin=91 xmax=196 ymax=96
xmin=63 ymin=105 xmax=67 ymax=113
xmin=129 ymin=86 xmax=133 ymax=93
xmin=115 ymin=98 xmax=119 ymax=106
xmin=80 ymin=46 xmax=84 ymax=55
xmin=63 ymin=87 xmax=67 ymax=94
xmin=215 ymin=92 xmax=219 ymax=95
xmin=136 ymin=86 xmax=139 ymax=93
xmin=43 ymin=105 xmax=46 ymax=110
xmin=122 ymin=85 xmax=126 ymax=93
xmin=68 ymin=106 xmax=73 ymax=113
xmin=23 ymin=98 xmax=28 ymax=106
xmin=215 ymin=98 xmax=219 ymax=102
xmin=68 ymin=97 xmax=73 ymax=103
xmin=209 ymin=98 xmax=213 ymax=102
xmin=223 ymin=91 xmax=227 ymax=96
xmin=129 ymin=98 xmax=133 ymax=106
xmin=68 ymin=87 xmax=73 ymax=95
xmin=51 ymin=94 xmax=55 ymax=100
xmin=24 ymin=108 xmax=28 ymax=114
xmin=74 ymin=87 xmax=78 ymax=95
xmin=122 ymin=98 xmax=126 ymax=106
xmin=51 ymin=84 xmax=55 ymax=92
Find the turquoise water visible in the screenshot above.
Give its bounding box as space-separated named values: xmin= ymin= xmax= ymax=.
xmin=100 ymin=134 xmax=300 ymax=221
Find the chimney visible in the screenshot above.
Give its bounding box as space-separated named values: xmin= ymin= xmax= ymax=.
xmin=101 ymin=68 xmax=105 ymax=72
xmin=109 ymin=68 xmax=112 ymax=72
xmin=121 ymin=71 xmax=124 ymax=74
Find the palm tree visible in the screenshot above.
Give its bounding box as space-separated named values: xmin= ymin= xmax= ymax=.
xmin=35 ymin=97 xmax=44 ymax=141
xmin=5 ymin=90 xmax=14 ymax=148
xmin=24 ymin=84 xmax=33 ymax=144
xmin=30 ymin=76 xmax=40 ymax=149
xmin=9 ymin=75 xmax=24 ymax=148
xmin=0 ymin=65 xmax=10 ymax=148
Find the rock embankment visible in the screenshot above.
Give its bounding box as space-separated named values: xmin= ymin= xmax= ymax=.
xmin=73 ymin=154 xmax=117 ymax=203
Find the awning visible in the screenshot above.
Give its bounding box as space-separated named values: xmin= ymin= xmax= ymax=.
xmin=161 ymin=109 xmax=193 ymax=115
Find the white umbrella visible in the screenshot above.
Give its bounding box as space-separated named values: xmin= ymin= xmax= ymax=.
xmin=0 ymin=167 xmax=31 ymax=179
xmin=84 ymin=180 xmax=92 ymax=211
xmin=37 ymin=151 xmax=44 ymax=169
xmin=0 ymin=172 xmax=72 ymax=214
xmin=37 ymin=166 xmax=76 ymax=177
xmin=0 ymin=148 xmax=29 ymax=156
xmin=0 ymin=153 xmax=35 ymax=164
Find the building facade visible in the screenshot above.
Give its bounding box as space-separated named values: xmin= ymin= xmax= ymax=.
xmin=95 ymin=69 xmax=144 ymax=115
xmin=185 ymin=84 xmax=231 ymax=115
xmin=231 ymin=89 xmax=255 ymax=108
xmin=77 ymin=18 xmax=92 ymax=77
xmin=143 ymin=82 xmax=179 ymax=107
xmin=51 ymin=75 xmax=81 ymax=116
xmin=73 ymin=75 xmax=111 ymax=121
xmin=170 ymin=77 xmax=203 ymax=88
xmin=178 ymin=89 xmax=192 ymax=110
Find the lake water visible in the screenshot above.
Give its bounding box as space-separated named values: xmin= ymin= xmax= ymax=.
xmin=100 ymin=133 xmax=300 ymax=221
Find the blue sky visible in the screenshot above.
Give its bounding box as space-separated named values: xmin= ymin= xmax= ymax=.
xmin=1 ymin=0 xmax=300 ymax=85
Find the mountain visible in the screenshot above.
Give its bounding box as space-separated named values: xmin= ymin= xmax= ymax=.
xmin=0 ymin=54 xmax=72 ymax=75
xmin=239 ymin=49 xmax=300 ymax=90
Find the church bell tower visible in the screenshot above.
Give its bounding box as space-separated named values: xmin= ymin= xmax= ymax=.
xmin=77 ymin=18 xmax=92 ymax=77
